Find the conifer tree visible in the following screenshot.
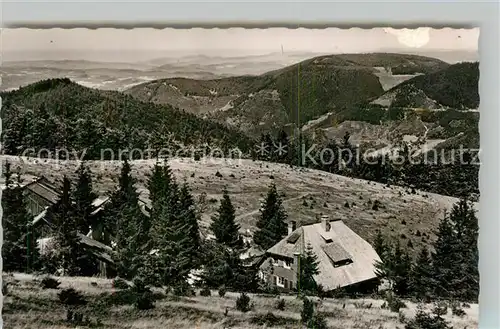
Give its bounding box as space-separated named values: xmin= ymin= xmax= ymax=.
xmin=410 ymin=247 xmax=433 ymax=299
xmin=297 ymin=243 xmax=320 ymax=294
xmin=149 ymin=161 xmax=179 ymax=246
xmin=109 ymin=158 xmax=150 ymax=279
xmin=178 ymin=181 xmax=201 ymax=265
xmin=373 ymin=230 xmax=386 ymax=260
xmin=375 ymin=240 xmax=411 ymax=296
xmin=49 ymin=176 xmax=83 ymax=276
xmin=394 ymin=248 xmax=412 ymax=297
xmin=431 ymin=215 xmax=459 ymax=299
xmin=2 ymin=162 xmax=41 ymax=272
xmin=253 ymin=183 xmax=288 ymax=250
xmin=147 ymin=160 xmax=166 ymax=222
xmin=201 ymin=240 xmax=258 ymax=292
xmin=155 ymin=192 xmax=194 ymax=287
xmin=147 ymin=168 xmax=197 ymax=288
xmin=210 ymin=188 xmax=243 ymax=250
xmin=449 ymin=198 xmax=479 ymax=301
xmin=72 ymin=162 xmax=98 ymax=234
xmin=431 ymin=199 xmax=479 ymax=301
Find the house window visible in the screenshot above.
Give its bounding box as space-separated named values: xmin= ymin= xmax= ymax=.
xmin=272 ymin=258 xmax=280 ymax=266
xmin=284 ymin=259 xmax=293 ymax=269
xmin=277 ymin=276 xmax=285 ymax=288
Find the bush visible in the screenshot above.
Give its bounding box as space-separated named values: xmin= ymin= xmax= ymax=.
xmin=275 ymin=298 xmax=286 ymax=311
xmin=200 ymin=287 xmax=211 ymax=297
xmin=135 ymin=291 xmax=155 ymax=310
xmin=173 ymin=282 xmax=195 ymax=297
xmin=385 ymin=292 xmax=406 ymax=312
xmin=301 ymin=298 xmax=315 ymax=324
xmin=194 ymin=153 xmax=201 ymax=161
xmin=2 ymin=281 xmax=8 ymax=296
xmin=433 ymin=302 xmax=448 ymax=317
xmin=405 ymin=306 xmax=452 ymax=329
xmin=451 ymin=303 xmax=466 ymax=317
xmin=250 ymin=312 xmax=295 ymax=327
xmin=307 ymin=313 xmax=328 ymax=329
xmin=40 ymin=276 xmax=61 ymax=289
xmin=236 ymin=293 xmax=251 ymax=312
xmin=131 ymin=277 xmax=155 ymax=310
xmin=58 ymin=288 xmax=87 ymax=306
xmin=112 ymin=277 xmax=130 ymax=290
xmin=316 ymin=284 xmax=327 ymax=300
xmin=218 ymin=286 xmax=226 ymax=298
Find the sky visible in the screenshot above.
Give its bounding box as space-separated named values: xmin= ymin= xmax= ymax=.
xmin=1 ymin=27 xmax=479 ymax=62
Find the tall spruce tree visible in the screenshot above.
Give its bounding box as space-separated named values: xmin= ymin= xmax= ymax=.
xmin=210 ymin=188 xmax=243 ymax=250
xmin=179 ymin=181 xmax=201 ymax=265
xmin=149 ymin=161 xmax=178 ymax=247
xmin=109 ymin=158 xmax=150 ymax=279
xmin=375 ymin=240 xmax=411 ymax=296
xmin=147 ymin=160 xmax=167 ymax=222
xmin=156 ymin=190 xmax=194 ymax=287
xmin=201 ymin=240 xmax=258 ymax=292
xmin=449 ymin=198 xmax=479 ymax=301
xmin=49 ymin=176 xmax=83 ymax=276
xmin=147 ymin=167 xmax=198 ymax=288
xmin=409 ymin=247 xmax=433 ymax=299
xmin=431 ymin=199 xmax=479 ymax=301
xmin=431 ymin=215 xmax=457 ymax=299
xmin=297 ymin=243 xmax=320 ymax=294
xmin=253 ymin=183 xmax=288 ymax=250
xmin=373 ymin=230 xmax=386 ymax=260
xmin=2 ymin=162 xmax=40 ymax=272
xmin=394 ymin=248 xmax=412 ymax=297
xmin=72 ymin=162 xmax=98 ymax=234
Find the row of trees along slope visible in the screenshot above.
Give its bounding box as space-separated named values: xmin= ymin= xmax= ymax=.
xmin=1 ymin=78 xmax=255 ymax=159
xmin=1 ymin=158 xmax=293 ymax=294
xmin=389 ymin=62 xmax=479 ymax=109
xmin=2 ymin=157 xmax=478 ymax=305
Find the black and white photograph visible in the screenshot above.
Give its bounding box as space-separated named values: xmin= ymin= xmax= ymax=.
xmin=1 ymin=26 xmax=480 ymax=329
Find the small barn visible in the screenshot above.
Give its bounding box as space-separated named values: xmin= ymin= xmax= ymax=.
xmin=258 ymin=216 xmax=382 ymax=294
xmin=24 ymin=176 xmax=61 ymax=217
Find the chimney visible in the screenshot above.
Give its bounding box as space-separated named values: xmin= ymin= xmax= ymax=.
xmin=288 ymin=221 xmax=297 ymax=235
xmin=321 ymin=215 xmax=331 ymax=232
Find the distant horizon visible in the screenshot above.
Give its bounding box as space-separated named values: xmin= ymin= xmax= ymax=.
xmin=2 ymin=48 xmax=479 ymax=64
xmin=2 ymin=27 xmax=479 ymax=63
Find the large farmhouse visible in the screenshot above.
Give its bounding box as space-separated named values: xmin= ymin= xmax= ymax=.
xmin=258 ymin=216 xmax=382 ymax=293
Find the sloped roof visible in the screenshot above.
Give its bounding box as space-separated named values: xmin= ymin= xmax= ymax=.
xmin=37 ymin=233 xmax=115 ymax=265
xmin=78 ymin=233 xmax=115 ymax=264
xmin=266 ymin=219 xmax=382 ymax=290
xmin=25 ymin=177 xmax=61 ymax=204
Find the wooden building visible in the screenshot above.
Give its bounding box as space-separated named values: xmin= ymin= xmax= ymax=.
xmin=258 ymin=216 xmax=382 ymax=294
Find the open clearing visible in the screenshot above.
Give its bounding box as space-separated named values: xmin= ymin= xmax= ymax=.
xmin=4 ymin=155 xmax=475 ymax=253
xmin=2 ymin=273 xmax=478 ymax=329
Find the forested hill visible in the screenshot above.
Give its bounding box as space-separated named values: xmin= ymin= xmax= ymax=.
xmin=372 ymin=62 xmax=479 ymax=109
xmin=126 ymin=53 xmax=449 ymax=136
xmin=1 ymin=78 xmax=255 ymax=159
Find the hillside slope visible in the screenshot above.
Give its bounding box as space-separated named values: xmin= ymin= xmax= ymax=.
xmin=371 ymin=62 xmax=479 ymax=109
xmin=125 ymin=53 xmax=449 ymax=137
xmin=5 ymin=155 xmax=476 ymax=255
xmin=3 ymin=273 xmax=478 ymax=329
xmin=0 ymin=78 xmax=255 ymax=159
